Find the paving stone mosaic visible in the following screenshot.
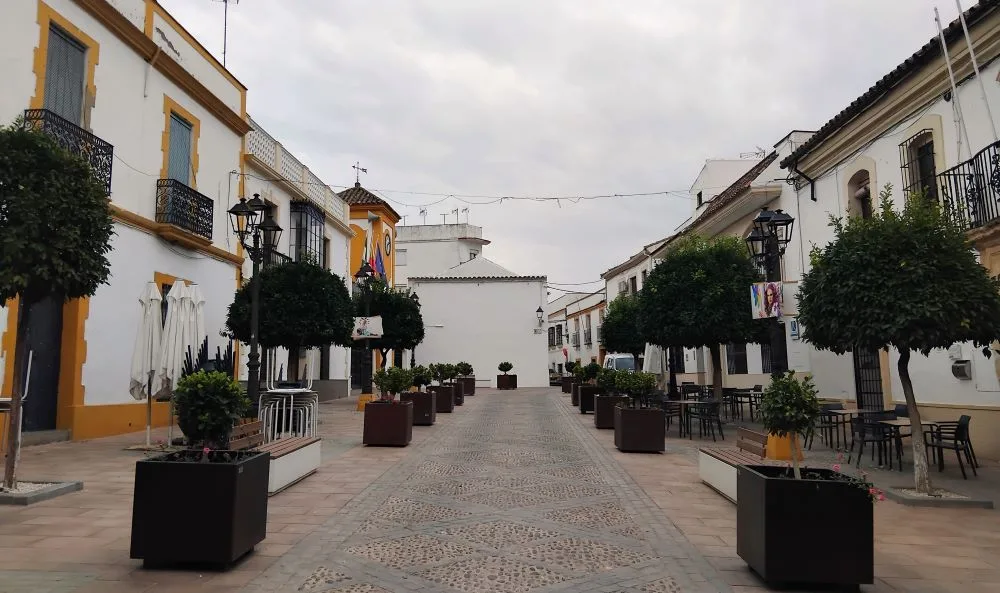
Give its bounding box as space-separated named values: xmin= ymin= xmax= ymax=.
xmin=371 ymin=496 xmax=470 ymax=525
xmin=346 ymin=534 xmax=478 ymax=569
xmin=514 ymin=537 xmax=655 ymax=575
xmin=324 ymin=585 xmax=394 ymax=593
xmin=298 ymin=567 xmax=351 ymax=591
xmin=458 ymin=488 xmax=552 ymax=509
xmin=544 ymin=501 xmax=635 ymax=529
xmin=639 ymin=576 xmax=684 ymax=592
xmin=416 ymin=555 xmax=568 ymax=592
xmin=437 ymin=520 xmax=561 ymax=549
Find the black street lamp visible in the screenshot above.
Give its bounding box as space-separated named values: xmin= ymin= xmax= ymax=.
xmin=354 ymin=260 xmax=376 ymax=394
xmin=746 ymin=207 xmax=794 ymax=376
xmin=228 ymin=193 xmax=282 ymax=407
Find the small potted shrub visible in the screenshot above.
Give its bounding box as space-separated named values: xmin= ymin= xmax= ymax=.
xmin=427 ymin=363 xmax=455 ymax=413
xmin=570 ymin=363 xmax=585 ymax=406
xmin=594 ymin=368 xmax=628 ymax=429
xmin=130 ymin=371 xmax=267 ymax=567
xmin=737 ymin=371 xmax=875 ymax=587
xmin=613 ymin=371 xmax=664 ymax=452
xmin=456 ymin=361 xmax=476 ymax=396
xmin=497 ymin=362 xmax=517 ymax=389
xmin=578 ymin=362 xmax=602 ymax=414
xmin=364 ymin=367 xmax=415 ymax=446
xmin=400 ymin=365 xmax=436 ymax=426
xmin=561 ymin=361 xmax=576 ymax=393
xmin=443 ymin=363 xmax=464 ymax=406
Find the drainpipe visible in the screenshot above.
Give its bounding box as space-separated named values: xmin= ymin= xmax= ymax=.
xmin=791 ymin=161 xmax=816 ymax=202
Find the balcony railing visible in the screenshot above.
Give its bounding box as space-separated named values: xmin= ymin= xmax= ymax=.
xmin=155 ymin=179 xmax=214 ymax=241
xmin=571 ymin=333 xmax=581 ymax=348
xmin=23 ymin=109 xmax=113 ymax=195
xmin=265 ymin=250 xmax=292 ymax=268
xmin=583 ymin=329 xmax=593 ymax=346
xmin=938 ymin=139 xmax=1000 ymax=231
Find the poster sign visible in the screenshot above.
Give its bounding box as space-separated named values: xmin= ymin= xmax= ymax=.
xmin=789 ymin=318 xmax=800 ymax=340
xmin=750 ymin=282 xmax=783 ymax=319
xmin=352 ymin=316 xmax=383 ymax=340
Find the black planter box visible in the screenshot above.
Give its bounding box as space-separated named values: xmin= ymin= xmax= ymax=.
xmin=737 ymin=465 xmax=874 ymax=587
xmin=614 ymin=406 xmax=665 ymax=452
xmin=578 ymin=385 xmax=599 ymax=414
xmin=594 ymin=395 xmax=629 ymax=428
xmin=453 ymin=381 xmax=465 ymax=406
xmin=571 ymin=383 xmax=580 ymax=406
xmin=363 ymin=401 xmax=414 ymax=446
xmin=497 ymin=374 xmax=517 ymax=390
xmin=428 ymin=385 xmax=454 ymax=413
xmin=459 ymin=376 xmax=476 ymax=396
xmin=400 ymin=391 xmax=436 ymax=426
xmin=561 ymin=377 xmax=572 ymax=393
xmin=130 ymin=450 xmax=269 ymax=567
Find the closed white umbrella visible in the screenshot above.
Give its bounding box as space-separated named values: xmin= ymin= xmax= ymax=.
xmin=157 ymin=281 xmax=187 ymax=393
xmin=130 ymin=282 xmax=162 ymax=447
xmin=642 ymin=343 xmax=664 ymax=374
xmin=187 ymin=284 xmax=206 ymax=360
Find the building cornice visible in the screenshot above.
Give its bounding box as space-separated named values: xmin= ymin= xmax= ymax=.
xmin=110 ymin=205 xmax=244 ymax=266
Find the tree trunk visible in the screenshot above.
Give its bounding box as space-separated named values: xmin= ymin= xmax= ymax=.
xmin=3 ymin=301 xmax=29 ymax=490
xmin=790 ymin=433 xmax=802 ymax=480
xmin=709 ymin=344 xmax=723 ymax=402
xmin=667 ymin=346 xmax=678 ymax=397
xmin=899 ymin=348 xmax=933 ymax=494
xmin=378 ymin=349 xmax=389 ymax=370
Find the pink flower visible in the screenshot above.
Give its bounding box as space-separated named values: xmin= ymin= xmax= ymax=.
xmin=203 ymin=447 xmax=211 ymax=454
xmin=869 ymin=487 xmax=877 ymax=495
xmin=832 ymin=464 xmax=841 ymax=472
xmin=878 ymin=493 xmax=886 ymax=502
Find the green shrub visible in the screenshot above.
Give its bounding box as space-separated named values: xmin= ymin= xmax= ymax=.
xmin=373 ymin=367 xmax=414 ymax=398
xmin=498 ymin=361 xmax=513 ymax=374
xmin=173 ymin=371 xmax=249 ymax=448
xmin=411 ymin=365 xmax=432 ymax=389
xmin=583 ymin=362 xmax=601 ymax=382
xmin=597 ymin=368 xmax=619 ymax=393
xmin=759 ymin=371 xmax=820 ymax=478
xmin=456 ymin=362 xmax=474 ymax=377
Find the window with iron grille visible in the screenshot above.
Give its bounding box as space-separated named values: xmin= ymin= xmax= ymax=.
xmin=290 ymin=202 xmax=323 ymax=263
xmin=556 ymin=324 xmax=563 ymax=345
xmin=899 ymin=129 xmax=938 ymax=203
xmin=726 ymin=343 xmax=748 ymax=375
xmin=548 ymin=326 xmax=556 ymax=347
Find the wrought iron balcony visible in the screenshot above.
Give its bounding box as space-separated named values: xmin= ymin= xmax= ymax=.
xmin=265 ymin=250 xmax=292 ymax=268
xmin=23 ymin=108 xmax=113 ymax=195
xmin=583 ymin=329 xmax=593 ymax=346
xmin=938 ymin=139 xmax=1000 ymax=231
xmin=155 ymin=179 xmax=214 ymax=241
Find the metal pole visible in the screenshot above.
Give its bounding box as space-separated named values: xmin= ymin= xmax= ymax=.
xmin=766 ymin=235 xmax=788 ymax=375
xmin=956 ymin=0 xmax=999 ymax=142
xmin=363 ymin=284 xmax=373 ymax=394
xmin=247 ymin=231 xmax=261 ymax=407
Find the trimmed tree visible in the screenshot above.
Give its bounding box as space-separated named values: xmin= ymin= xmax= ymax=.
xmin=355 ymin=278 xmax=425 ymax=370
xmin=225 ymin=260 xmax=354 ymax=378
xmin=797 ymin=184 xmax=1000 ymax=494
xmin=639 ymin=235 xmax=761 ymax=402
xmin=0 ymin=121 xmax=115 ymax=488
xmin=600 ymin=294 xmax=645 ymax=369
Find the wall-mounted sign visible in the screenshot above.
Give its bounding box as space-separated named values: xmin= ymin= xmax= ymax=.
xmin=789 ymin=318 xmax=800 ymax=341
xmin=750 ymin=282 xmax=783 ymax=319
xmin=352 ymin=316 xmax=384 ymax=340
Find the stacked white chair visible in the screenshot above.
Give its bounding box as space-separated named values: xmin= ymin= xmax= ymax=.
xmin=259 ymin=350 xmax=319 ymax=442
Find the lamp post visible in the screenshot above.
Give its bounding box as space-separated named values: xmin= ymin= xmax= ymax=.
xmin=228 ymin=194 xmax=282 ymax=407
xmin=536 ymin=306 xmax=544 ymax=326
xmin=746 ymin=207 xmax=794 ymax=376
xmin=354 ymin=260 xmax=375 ymax=394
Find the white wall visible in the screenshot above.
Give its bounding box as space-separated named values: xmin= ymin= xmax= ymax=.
xmin=690 ymin=159 xmax=762 ymax=218
xmin=565 ymin=292 xmax=604 ymax=363
xmin=395 ymin=224 xmax=487 ymax=285
xmin=411 ymin=279 xmax=548 ymax=387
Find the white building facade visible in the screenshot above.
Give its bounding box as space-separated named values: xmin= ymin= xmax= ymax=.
xmin=546 ymin=292 xmax=588 ymax=374
xmin=394 ymin=224 xmax=490 ymax=288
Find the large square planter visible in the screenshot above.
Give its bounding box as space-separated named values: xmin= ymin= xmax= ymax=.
xmin=429 ymin=385 xmax=454 ymax=413
xmin=594 ymin=395 xmax=629 ymax=429
xmin=400 ymin=391 xmax=436 ymax=426
xmin=561 ymin=377 xmax=572 ymax=393
xmin=452 ymin=381 xmax=465 ymax=406
xmin=614 ymin=406 xmax=665 ymax=453
xmin=571 ymin=383 xmax=580 ymax=406
xmin=363 ymin=401 xmax=413 ymax=446
xmin=497 ymin=374 xmax=517 ymax=390
xmin=459 ymin=376 xmax=476 ymax=396
xmin=737 ymin=465 xmax=874 ymax=587
xmin=578 ymin=385 xmax=599 ymax=414
xmin=130 ymin=450 xmax=269 ymax=567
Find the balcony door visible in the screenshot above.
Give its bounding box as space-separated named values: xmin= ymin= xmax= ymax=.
xmin=167 ymin=113 xmax=193 ymax=184
xmin=44 ymin=25 xmax=86 ymax=125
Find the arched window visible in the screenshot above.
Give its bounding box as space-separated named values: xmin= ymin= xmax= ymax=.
xmin=848 ymin=170 xmax=872 ymax=219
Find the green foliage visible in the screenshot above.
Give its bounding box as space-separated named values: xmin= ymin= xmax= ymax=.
xmin=600 ymin=295 xmax=644 ymax=360
xmin=639 ymin=235 xmax=762 ymax=349
xmin=440 ymin=363 xmax=458 ymax=381
xmin=355 ymin=277 xmax=425 ymax=354
xmin=373 ymin=366 xmax=414 ymax=396
xmin=572 ymin=364 xmax=585 ymax=381
xmin=428 ymin=363 xmax=443 ymax=383
xmin=0 ymin=121 xmax=114 ymax=305
xmin=225 ymin=261 xmax=354 ymax=349
xmin=498 ymin=361 xmax=513 ymax=374
xmin=583 ymin=362 xmax=601 ymax=381
xmin=565 ymin=361 xmax=577 ymax=374
xmin=456 ymin=361 xmax=474 ymax=377
xmin=173 ymin=371 xmax=250 ymax=448
xmin=798 ymin=184 xmax=1000 ymax=355
xmin=759 ymin=371 xmax=820 ymax=438
xmin=614 ymin=371 xmax=656 ymax=398
xmin=411 ymin=365 xmax=432 ymax=388
xmin=597 ymin=367 xmax=619 ymax=393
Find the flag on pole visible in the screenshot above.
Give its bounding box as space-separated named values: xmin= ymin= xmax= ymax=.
xmin=375 ymin=243 xmax=386 ymax=278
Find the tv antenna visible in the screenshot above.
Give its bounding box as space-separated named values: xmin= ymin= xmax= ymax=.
xmin=451 ymin=208 xmax=459 ymax=223
xmin=418 ymin=208 xmax=427 ymax=224
xmin=210 ymin=0 xmax=239 ymax=67
xmin=440 ymin=214 xmax=447 ymax=224
xmin=460 ymin=207 xmax=469 ymax=223
xmin=352 ymin=161 xmax=367 ymax=185
xmin=739 ymin=146 xmax=767 ymax=159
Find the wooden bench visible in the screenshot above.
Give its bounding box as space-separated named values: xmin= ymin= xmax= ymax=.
xmin=699 ymin=427 xmax=785 ymax=503
xmin=230 ymin=420 xmax=321 ymax=496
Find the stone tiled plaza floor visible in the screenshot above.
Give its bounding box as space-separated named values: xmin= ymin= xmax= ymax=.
xmin=0 ymin=387 xmax=998 ymax=592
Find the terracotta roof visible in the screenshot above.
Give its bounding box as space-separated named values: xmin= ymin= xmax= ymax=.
xmin=780 ymin=0 xmax=1000 ymax=170
xmin=337 ymin=182 xmax=401 ymax=221
xmin=689 ymin=152 xmax=779 ymax=229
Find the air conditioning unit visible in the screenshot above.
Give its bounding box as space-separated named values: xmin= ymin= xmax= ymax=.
xmin=951 ymin=360 xmax=973 ymax=381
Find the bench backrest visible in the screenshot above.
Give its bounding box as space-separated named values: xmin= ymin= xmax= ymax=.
xmin=229 ymin=419 xmax=265 ymax=451
xmin=736 ymin=427 xmax=768 ymax=458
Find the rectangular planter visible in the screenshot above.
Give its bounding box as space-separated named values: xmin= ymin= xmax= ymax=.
xmin=578 ymin=385 xmax=599 ymax=414
xmin=400 ymin=391 xmax=436 ymax=426
xmin=452 ymin=381 xmax=465 ymax=406
xmin=614 ymin=406 xmax=665 ymax=452
xmin=459 ymin=376 xmax=476 ymax=396
xmin=594 ymin=395 xmax=629 ymax=429
xmin=497 ymin=374 xmax=517 ymax=390
xmin=130 ymin=450 xmax=269 ymax=567
xmin=363 ymin=401 xmax=414 ymax=446
xmin=571 ymin=383 xmax=580 ymax=406
xmin=561 ymin=377 xmax=572 ymax=393
xmin=429 ymin=385 xmax=454 ymax=413
xmin=737 ymin=465 xmax=874 ymax=587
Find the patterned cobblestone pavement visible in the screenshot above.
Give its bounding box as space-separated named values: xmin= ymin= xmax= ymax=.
xmin=244 ymin=389 xmax=732 ymax=593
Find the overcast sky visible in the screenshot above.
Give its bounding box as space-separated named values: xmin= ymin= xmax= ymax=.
xmin=163 ymin=0 xmax=969 ymax=294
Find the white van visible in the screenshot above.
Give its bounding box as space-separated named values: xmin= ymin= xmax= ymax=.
xmin=603 ymin=353 xmax=639 ymax=372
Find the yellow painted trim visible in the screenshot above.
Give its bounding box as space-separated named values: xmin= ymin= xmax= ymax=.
xmin=31 ymin=1 xmax=100 ymax=117
xmin=879 ymin=350 xmax=893 ymax=407
xmin=349 ymin=203 xmax=400 ymax=225
xmin=67 ymin=400 xmax=174 ymax=440
xmin=1 ymin=298 xmax=19 ymax=397
xmin=900 ymin=113 xmax=946 ymax=193
xmin=56 ymin=298 xmax=88 ymax=430
xmin=143 ymin=0 xmax=153 ymax=37
xmin=111 ymin=205 xmax=244 ymax=266
xmin=153 ymin=271 xmax=191 ymax=288
xmin=148 ymin=0 xmax=247 ymax=93
xmin=892 ymin=400 xmax=1000 ymax=412
xmin=160 ymin=95 xmax=201 ymax=188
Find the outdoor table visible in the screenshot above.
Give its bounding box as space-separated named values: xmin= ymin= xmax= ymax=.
xmin=878 ymin=418 xmax=939 ymax=471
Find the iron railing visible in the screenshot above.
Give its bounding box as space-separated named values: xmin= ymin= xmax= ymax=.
xmin=583 ymin=329 xmax=593 ymax=346
xmin=155 ymin=179 xmax=214 ymax=241
xmin=938 ymin=139 xmax=1000 ymax=231
xmin=23 ymin=108 xmax=113 ymax=195
xmin=265 ymin=250 xmax=292 ymax=268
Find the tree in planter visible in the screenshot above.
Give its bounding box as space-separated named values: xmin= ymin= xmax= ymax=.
xmin=355 ymin=278 xmax=425 ymax=370
xmin=225 ymin=260 xmax=354 ymax=380
xmin=428 ymin=363 xmax=444 ymax=385
xmin=411 ymin=365 xmax=432 ymax=391
xmin=758 ymin=371 xmax=819 ymax=479
xmin=597 ymin=368 xmax=619 ymax=394
xmin=615 ymin=371 xmax=656 ymax=407
xmin=601 ymin=294 xmax=645 ymax=369
xmin=0 ymin=121 xmax=115 ymax=489
xmin=373 ymin=367 xmax=414 ymax=401
xmin=565 ymin=361 xmax=577 ymax=376
xmin=498 ymin=362 xmax=513 ymax=374
xmin=173 ymin=370 xmax=251 ymax=450
xmin=440 ymin=363 xmax=459 ymax=385
xmin=798 ymin=184 xmax=1000 ymax=494
xmin=583 ymin=362 xmax=601 ymax=384
xmin=456 ymin=361 xmax=474 ymax=378
xmin=639 ymin=235 xmax=761 ymax=403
